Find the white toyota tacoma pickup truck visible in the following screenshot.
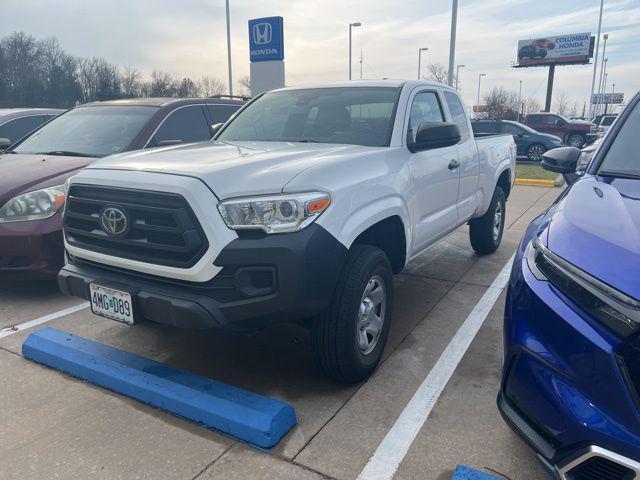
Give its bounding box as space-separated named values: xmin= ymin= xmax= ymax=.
xmin=59 ymin=80 xmax=515 ymax=382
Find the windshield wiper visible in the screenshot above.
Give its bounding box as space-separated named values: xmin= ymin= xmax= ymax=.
xmin=41 ymin=150 xmax=101 ymax=158
xmin=598 ymin=170 xmax=640 ymax=180
xmin=293 ymin=139 xmax=319 ymax=143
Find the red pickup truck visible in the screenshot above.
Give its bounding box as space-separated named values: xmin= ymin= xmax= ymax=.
xmin=524 ymin=113 xmax=594 ymax=148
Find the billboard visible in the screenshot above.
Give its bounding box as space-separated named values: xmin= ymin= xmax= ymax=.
xmin=248 ymin=16 xmax=284 ymax=62
xmin=516 ymin=32 xmax=592 ymax=67
xmin=592 ymin=93 xmax=625 ymax=105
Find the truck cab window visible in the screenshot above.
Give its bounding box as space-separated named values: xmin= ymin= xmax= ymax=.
xmin=443 ymin=91 xmax=471 ymax=142
xmin=408 ymin=91 xmax=444 ymax=143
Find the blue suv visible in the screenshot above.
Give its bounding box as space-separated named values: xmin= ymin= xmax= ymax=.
xmin=499 ymin=91 xmax=640 ymax=479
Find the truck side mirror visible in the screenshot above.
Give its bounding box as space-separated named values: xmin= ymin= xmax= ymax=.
xmin=409 ymin=122 xmax=461 ymax=152
xmin=0 ymin=138 xmax=11 ymax=151
xmin=542 ymin=146 xmax=581 ymax=184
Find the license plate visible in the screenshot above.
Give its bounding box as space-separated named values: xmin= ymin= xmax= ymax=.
xmin=89 ymin=284 xmax=135 ymax=324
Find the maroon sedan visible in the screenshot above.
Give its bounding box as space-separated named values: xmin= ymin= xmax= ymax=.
xmin=0 ymin=96 xmax=244 ymax=278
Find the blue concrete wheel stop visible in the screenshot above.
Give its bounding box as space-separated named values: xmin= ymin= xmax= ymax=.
xmin=452 ymin=465 xmax=502 ymax=480
xmin=22 ymin=327 xmax=297 ymax=449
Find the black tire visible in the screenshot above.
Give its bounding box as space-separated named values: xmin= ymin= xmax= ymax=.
xmin=469 ymin=186 xmax=506 ymax=255
xmin=311 ymin=244 xmax=393 ymax=383
xmin=566 ymin=134 xmax=585 ymax=148
xmin=526 ymin=143 xmax=546 ymax=162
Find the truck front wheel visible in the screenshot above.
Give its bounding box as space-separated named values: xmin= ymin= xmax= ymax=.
xmin=312 ymin=245 xmax=393 ymax=383
xmin=469 ymin=185 xmax=506 ymax=254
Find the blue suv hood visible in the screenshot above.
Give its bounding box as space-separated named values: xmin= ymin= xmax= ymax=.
xmin=547 ymin=175 xmax=640 ymax=300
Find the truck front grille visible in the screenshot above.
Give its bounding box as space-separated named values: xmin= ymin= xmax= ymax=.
xmin=64 ymin=185 xmax=208 ymax=268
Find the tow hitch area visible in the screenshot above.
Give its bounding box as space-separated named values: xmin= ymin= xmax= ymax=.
xmin=22 ymin=327 xmax=297 ymax=449
xmin=452 ymin=465 xmax=502 ymax=479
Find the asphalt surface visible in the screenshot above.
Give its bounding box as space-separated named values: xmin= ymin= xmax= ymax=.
xmin=0 ymin=185 xmax=559 ymax=480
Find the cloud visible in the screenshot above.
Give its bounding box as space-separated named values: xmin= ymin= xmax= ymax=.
xmin=1 ymin=0 xmax=637 ymax=109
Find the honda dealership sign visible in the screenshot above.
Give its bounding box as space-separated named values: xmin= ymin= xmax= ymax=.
xmin=249 ymin=16 xmax=284 ymax=62
xmin=592 ymin=93 xmax=625 ymax=105
xmin=516 ymin=32 xmax=593 ymax=67
xmin=249 ymin=16 xmax=285 ymax=96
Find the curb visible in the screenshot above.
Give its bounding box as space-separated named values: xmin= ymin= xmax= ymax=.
xmin=22 ymin=327 xmax=297 ymax=448
xmin=514 ymin=178 xmax=556 ymax=187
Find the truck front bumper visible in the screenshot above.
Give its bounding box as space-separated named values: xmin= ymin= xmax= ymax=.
xmin=58 ymin=224 xmax=348 ymax=332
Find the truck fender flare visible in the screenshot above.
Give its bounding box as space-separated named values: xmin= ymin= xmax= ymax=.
xmin=320 ymin=195 xmax=411 ymax=259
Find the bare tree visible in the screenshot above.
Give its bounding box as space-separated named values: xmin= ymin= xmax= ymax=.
xmin=237 ymin=76 xmax=252 ymax=97
xmin=523 ymin=97 xmax=542 ymax=115
xmin=196 ymin=76 xmax=226 ymax=97
xmin=424 ymin=63 xmax=448 ymax=84
xmin=482 ymin=87 xmax=520 ymax=120
xmin=121 ymin=66 xmax=142 ymax=98
xmin=554 ymin=92 xmax=570 ymax=116
xmin=149 ymin=70 xmax=176 ymax=97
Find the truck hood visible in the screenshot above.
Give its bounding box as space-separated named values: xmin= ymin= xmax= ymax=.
xmin=0 ymin=153 xmax=92 ymax=205
xmin=546 ymin=175 xmax=640 ymax=300
xmin=84 ymin=140 xmax=376 ymax=199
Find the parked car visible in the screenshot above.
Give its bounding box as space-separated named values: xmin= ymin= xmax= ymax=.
xmin=58 ymin=80 xmax=516 ymax=383
xmin=499 ymin=91 xmax=640 ymax=478
xmin=524 ymin=112 xmax=594 ymax=148
xmin=0 ymin=97 xmax=244 ymax=278
xmin=0 ymin=108 xmax=65 ymax=151
xmin=519 ymin=45 xmax=547 ymax=60
xmin=596 ymin=114 xmax=618 ymax=137
xmin=472 ymin=119 xmax=563 ymax=161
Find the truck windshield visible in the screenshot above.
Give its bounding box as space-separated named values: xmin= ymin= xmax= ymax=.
xmin=12 ymin=105 xmax=158 ymax=158
xmin=217 ymin=87 xmax=401 ymax=147
xmin=598 ymin=101 xmax=640 ymax=178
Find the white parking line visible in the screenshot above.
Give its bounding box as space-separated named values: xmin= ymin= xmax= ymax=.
xmin=357 ymin=255 xmax=515 ymax=480
xmin=0 ymin=303 xmax=89 ymax=339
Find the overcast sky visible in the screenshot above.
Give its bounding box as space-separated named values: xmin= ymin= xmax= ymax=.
xmin=4 ymin=0 xmax=639 ymax=111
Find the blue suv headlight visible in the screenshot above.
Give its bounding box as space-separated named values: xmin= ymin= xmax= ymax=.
xmin=527 ymin=236 xmax=640 ymax=337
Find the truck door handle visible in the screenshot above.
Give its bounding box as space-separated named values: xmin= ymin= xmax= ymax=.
xmin=448 ymin=159 xmax=460 ymax=171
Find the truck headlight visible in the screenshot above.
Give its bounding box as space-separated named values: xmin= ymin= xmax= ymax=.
xmin=527 ymin=236 xmax=640 ymax=336
xmin=218 ymin=192 xmax=331 ymax=233
xmin=0 ymin=185 xmax=65 ymax=223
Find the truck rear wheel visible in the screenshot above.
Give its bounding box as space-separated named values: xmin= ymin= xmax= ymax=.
xmin=312 ymin=245 xmax=393 ymax=383
xmin=566 ymin=134 xmax=585 ymax=148
xmin=469 ymin=185 xmax=506 ymax=255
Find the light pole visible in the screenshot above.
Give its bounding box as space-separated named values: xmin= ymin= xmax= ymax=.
xmin=455 ymin=64 xmax=465 ymax=90
xmin=225 ymin=0 xmax=233 ymax=95
xmin=597 ymin=34 xmax=609 ymax=114
xmin=447 ymin=0 xmax=459 ymax=86
xmin=589 ymin=0 xmax=605 ymax=118
xmin=348 ymin=22 xmax=362 ymax=80
xmin=418 ymin=47 xmax=429 ymax=79
xmin=518 ymin=80 xmax=523 ymax=121
xmin=598 ymin=58 xmax=608 ymax=116
xmin=476 ymin=73 xmax=486 ymax=115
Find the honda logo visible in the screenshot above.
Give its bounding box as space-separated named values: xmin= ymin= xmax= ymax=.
xmin=253 ymin=22 xmax=272 ymax=45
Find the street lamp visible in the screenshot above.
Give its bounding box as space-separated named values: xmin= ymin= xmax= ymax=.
xmin=589 ymin=0 xmax=605 ymax=118
xmin=454 ymin=64 xmax=465 ymax=89
xmin=225 ymin=0 xmax=233 ymax=95
xmin=447 ymin=0 xmax=459 ymax=86
xmin=349 ymin=22 xmax=362 ymax=80
xmin=518 ymin=80 xmax=523 ymax=121
xmin=418 ymin=47 xmax=429 ymax=79
xmin=476 ymin=73 xmax=486 ymax=114
xmin=597 ymin=34 xmax=609 ymax=115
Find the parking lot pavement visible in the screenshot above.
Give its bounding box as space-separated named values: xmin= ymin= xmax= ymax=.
xmin=0 ymin=185 xmax=559 ymax=479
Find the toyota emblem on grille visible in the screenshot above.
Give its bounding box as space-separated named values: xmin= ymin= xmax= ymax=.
xmin=100 ymin=206 xmax=129 ymax=237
